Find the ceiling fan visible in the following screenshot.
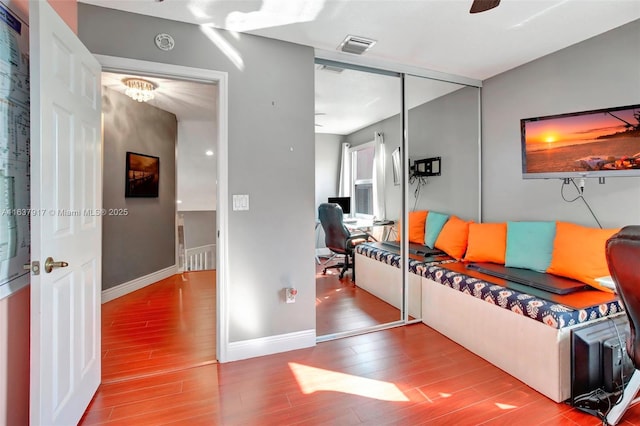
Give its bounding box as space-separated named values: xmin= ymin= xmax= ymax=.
xmin=470 ymin=0 xmax=501 ymax=14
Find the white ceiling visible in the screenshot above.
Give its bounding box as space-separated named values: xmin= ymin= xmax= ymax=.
xmin=87 ymin=0 xmax=640 ymax=134
xmin=101 ymin=72 xmax=218 ymax=122
xmin=314 ymin=66 xmax=466 ymax=134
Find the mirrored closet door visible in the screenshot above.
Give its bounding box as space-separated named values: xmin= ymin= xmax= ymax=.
xmin=314 ymin=61 xmax=404 ymax=339
xmin=314 ymin=61 xmax=482 ymax=341
xmin=403 ymin=75 xmax=481 ymax=322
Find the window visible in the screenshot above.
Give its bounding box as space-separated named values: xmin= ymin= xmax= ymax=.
xmin=350 ymin=142 xmax=375 ymax=218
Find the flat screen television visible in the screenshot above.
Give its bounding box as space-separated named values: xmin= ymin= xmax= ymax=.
xmin=521 ymin=104 xmax=640 ymax=179
xmin=328 ymin=196 xmax=350 ymax=214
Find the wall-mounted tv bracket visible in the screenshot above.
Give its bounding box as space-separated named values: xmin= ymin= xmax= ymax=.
xmin=412 ymin=157 xmax=441 ymax=177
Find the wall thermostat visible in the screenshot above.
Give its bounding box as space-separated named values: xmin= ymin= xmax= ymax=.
xmin=154 ymin=33 xmax=175 ymax=51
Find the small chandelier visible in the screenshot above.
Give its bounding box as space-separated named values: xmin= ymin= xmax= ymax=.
xmin=122 ymin=78 xmax=157 ymax=102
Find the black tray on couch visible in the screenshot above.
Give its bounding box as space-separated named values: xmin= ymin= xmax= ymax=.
xmin=465 ymin=262 xmax=590 ymax=295
xmin=380 ymin=240 xmax=444 ymax=256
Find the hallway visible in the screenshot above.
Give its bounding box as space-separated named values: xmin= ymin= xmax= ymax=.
xmin=101 ymin=271 xmax=216 ymax=383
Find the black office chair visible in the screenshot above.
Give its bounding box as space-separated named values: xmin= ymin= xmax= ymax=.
xmin=318 ymin=203 xmax=369 ymax=281
xmin=605 ymin=226 xmax=640 ymax=425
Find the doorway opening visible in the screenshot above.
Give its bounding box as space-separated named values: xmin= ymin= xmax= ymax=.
xmin=99 ymin=70 xmax=218 ymax=381
xmin=96 ymin=54 xmax=230 ymax=375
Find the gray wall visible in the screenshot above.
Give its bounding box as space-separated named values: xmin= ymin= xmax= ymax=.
xmin=347 ymin=86 xmax=480 ymax=222
xmin=181 ymin=210 xmax=216 ymax=249
xmin=482 ymin=19 xmax=640 ymax=228
xmin=102 ymin=87 xmax=177 ymax=290
xmin=79 ymin=4 xmax=316 ymax=342
xmin=315 ymin=133 xmax=342 ymax=249
xmin=406 ymin=85 xmax=480 ymax=221
xmin=315 ymin=133 xmax=343 ymax=214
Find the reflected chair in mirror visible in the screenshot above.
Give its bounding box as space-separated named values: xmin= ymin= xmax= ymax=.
xmin=318 ymin=203 xmax=369 ymax=281
xmin=605 ymin=225 xmax=640 ymax=425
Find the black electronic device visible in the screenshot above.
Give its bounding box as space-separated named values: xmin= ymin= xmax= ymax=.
xmin=380 ymin=241 xmax=444 ymax=256
xmin=465 ymin=262 xmax=589 ymax=295
xmin=571 ymin=315 xmax=632 ymax=407
xmin=412 ymin=157 xmax=441 ymax=177
xmin=603 ymin=335 xmax=635 ymax=393
xmin=327 ymin=196 xmax=351 ymax=215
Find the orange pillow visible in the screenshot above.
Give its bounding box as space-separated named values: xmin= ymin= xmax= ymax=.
xmin=463 ymin=222 xmax=507 ymax=264
xmin=435 ymin=216 xmax=471 ymax=260
xmin=546 ymin=222 xmax=619 ymax=292
xmin=396 ymin=210 xmax=428 ymax=244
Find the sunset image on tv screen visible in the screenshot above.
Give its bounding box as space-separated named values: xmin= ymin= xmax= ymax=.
xmin=522 ymin=105 xmax=640 ymax=174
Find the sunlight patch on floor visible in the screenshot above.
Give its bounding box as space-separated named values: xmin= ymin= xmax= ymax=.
xmin=495 ymin=402 xmax=518 ymax=410
xmin=289 ymin=362 xmax=409 ymax=402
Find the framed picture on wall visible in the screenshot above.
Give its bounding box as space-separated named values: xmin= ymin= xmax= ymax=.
xmin=125 ymin=152 xmax=160 ymax=197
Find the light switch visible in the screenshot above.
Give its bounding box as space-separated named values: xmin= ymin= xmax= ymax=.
xmin=233 ymin=194 xmax=249 ymax=211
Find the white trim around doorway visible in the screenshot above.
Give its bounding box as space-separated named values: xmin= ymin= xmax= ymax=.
xmin=93 ymin=55 xmax=230 ymax=363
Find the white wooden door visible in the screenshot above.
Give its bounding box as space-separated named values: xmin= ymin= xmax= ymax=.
xmin=29 ymin=2 xmax=102 ymax=425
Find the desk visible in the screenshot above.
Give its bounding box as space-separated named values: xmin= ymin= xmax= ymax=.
xmin=345 ymin=219 xmax=396 ymax=241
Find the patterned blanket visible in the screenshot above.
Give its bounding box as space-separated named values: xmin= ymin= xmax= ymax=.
xmin=355 ymin=242 xmax=623 ymax=329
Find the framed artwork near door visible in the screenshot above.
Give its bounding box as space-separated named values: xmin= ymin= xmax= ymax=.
xmin=125 ymin=151 xmax=160 ymax=197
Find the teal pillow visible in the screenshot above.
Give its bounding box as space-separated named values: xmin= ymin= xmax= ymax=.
xmin=505 ymin=221 xmax=556 ymax=272
xmin=424 ymin=212 xmax=450 ymax=248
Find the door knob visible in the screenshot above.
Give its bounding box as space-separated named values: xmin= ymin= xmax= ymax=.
xmin=44 ymin=257 xmax=69 ymax=273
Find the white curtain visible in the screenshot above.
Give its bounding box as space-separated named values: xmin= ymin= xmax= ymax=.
xmin=372 ymin=132 xmax=386 ymax=220
xmin=337 ymin=142 xmax=351 ymax=197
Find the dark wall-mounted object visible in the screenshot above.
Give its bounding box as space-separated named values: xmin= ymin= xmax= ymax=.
xmin=412 ymin=157 xmax=441 ymax=177
xmin=125 ymin=151 xmax=160 ymax=197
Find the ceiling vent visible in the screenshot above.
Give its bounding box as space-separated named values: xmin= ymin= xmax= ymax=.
xmin=338 ymin=35 xmax=376 ymax=55
xmin=316 ymin=64 xmax=344 ymax=73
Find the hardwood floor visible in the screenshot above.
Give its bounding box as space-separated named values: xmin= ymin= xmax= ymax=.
xmin=316 ymin=257 xmax=401 ymax=336
xmin=81 ymin=267 xmax=640 ymax=425
xmin=81 ymin=322 xmax=640 ymax=425
xmin=101 ymin=271 xmax=216 ymax=383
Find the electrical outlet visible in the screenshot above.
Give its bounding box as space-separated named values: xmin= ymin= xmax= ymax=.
xmin=285 ymin=287 xmax=297 ymax=303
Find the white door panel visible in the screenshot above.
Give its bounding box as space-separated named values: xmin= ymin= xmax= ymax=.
xmin=30 ymin=2 xmax=102 ymax=425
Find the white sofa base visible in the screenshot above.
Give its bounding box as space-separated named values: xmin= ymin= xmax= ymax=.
xmin=422 ymin=277 xmax=570 ymax=402
xmin=421 ymin=276 xmax=624 ymax=403
xmin=355 ymin=247 xmax=624 ymax=403
xmin=356 ymin=242 xmax=577 ymax=402
xmin=355 ymin=253 xmax=422 ymax=318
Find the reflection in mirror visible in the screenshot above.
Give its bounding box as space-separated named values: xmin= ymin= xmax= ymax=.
xmin=405 ymin=76 xmax=480 ymax=220
xmin=404 ymin=75 xmax=481 ymax=321
xmin=391 ymin=147 xmax=401 ymax=186
xmin=314 ymin=62 xmax=403 ymax=339
xmin=314 ymin=62 xmax=481 ymax=339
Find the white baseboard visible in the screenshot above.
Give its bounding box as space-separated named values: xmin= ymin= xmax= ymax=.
xmin=101 ymin=265 xmax=178 ymax=304
xmin=223 ymin=329 xmax=316 ymax=362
